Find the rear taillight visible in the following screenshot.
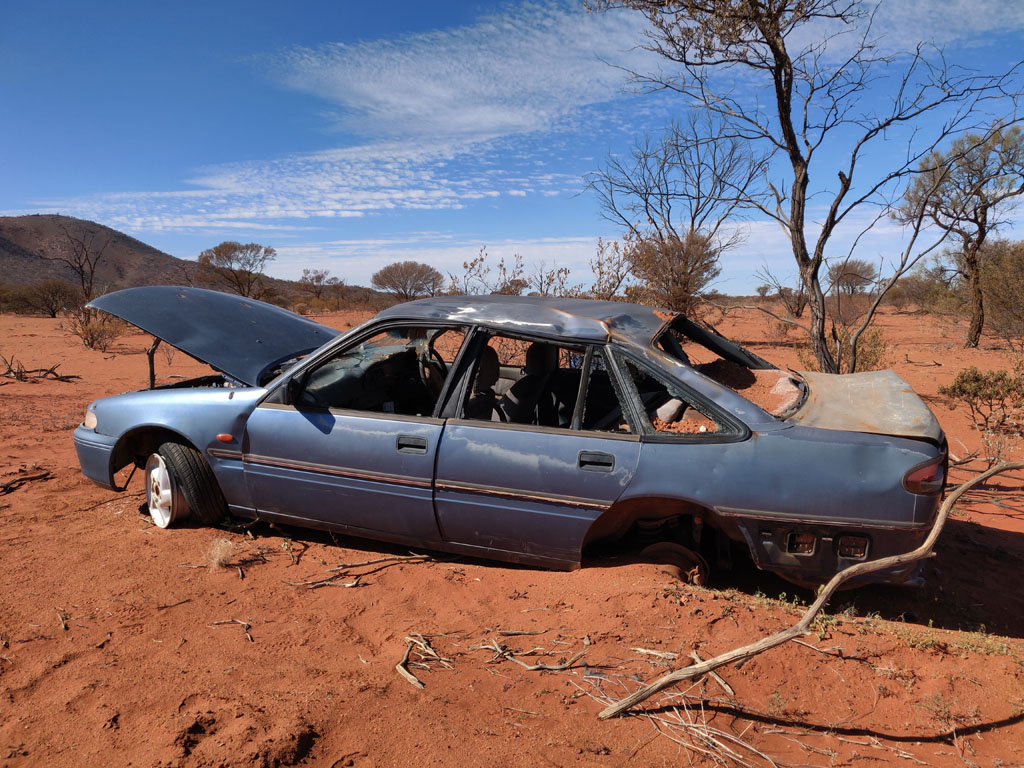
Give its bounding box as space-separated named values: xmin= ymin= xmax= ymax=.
xmin=903 ymin=457 xmax=946 ymax=494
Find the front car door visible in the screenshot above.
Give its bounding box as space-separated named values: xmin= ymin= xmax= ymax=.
xmin=434 ymin=334 xmax=642 ymax=568
xmin=242 ymin=323 xmax=468 ymax=543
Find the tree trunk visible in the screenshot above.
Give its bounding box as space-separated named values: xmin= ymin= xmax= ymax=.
xmin=965 ymin=251 xmax=984 ymax=348
xmin=801 ymin=264 xmax=839 ymax=373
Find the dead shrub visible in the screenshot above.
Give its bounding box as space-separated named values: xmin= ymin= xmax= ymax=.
xmin=795 ymin=325 xmax=891 ymax=373
xmin=206 ymin=538 xmax=234 ymax=569
xmin=62 ymin=308 xmax=125 ymax=351
xmin=766 ymin=319 xmax=794 ymax=345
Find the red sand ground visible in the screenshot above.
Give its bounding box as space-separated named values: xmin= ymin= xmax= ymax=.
xmin=2 ymin=307 xmax=1023 ymax=767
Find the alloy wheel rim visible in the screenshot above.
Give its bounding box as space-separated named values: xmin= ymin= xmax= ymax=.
xmin=146 ymin=454 xmax=175 ymax=528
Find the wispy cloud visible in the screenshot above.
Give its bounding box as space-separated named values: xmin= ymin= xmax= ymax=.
xmin=870 ymin=0 xmax=1024 ymax=48
xmin=11 ymin=2 xmax=654 ymax=235
xmin=272 ymin=2 xmax=654 ymax=141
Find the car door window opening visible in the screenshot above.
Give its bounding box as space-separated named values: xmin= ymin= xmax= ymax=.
xmin=299 ymin=325 xmax=468 ymax=417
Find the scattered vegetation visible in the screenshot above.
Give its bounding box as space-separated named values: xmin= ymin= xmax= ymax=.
xmin=940 ymin=364 xmax=1024 ymax=464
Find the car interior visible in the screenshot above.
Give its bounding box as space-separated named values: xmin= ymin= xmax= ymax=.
xmin=461 ymin=333 xmax=722 ymax=435
xmin=299 ymin=326 xmax=467 ymax=417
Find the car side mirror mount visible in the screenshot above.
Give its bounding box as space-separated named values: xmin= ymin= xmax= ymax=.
xmin=284 ymin=375 xmax=304 ymax=406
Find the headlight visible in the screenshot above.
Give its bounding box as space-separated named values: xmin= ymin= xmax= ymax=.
xmin=83 ymin=409 xmax=98 ymax=429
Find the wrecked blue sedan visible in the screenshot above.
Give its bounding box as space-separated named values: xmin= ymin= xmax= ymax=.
xmin=73 ymin=287 xmax=947 ymax=587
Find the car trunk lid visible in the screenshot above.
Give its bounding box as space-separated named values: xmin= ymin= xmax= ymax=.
xmin=88 ymin=286 xmax=340 ymax=387
xmin=786 ymin=370 xmax=943 ymax=443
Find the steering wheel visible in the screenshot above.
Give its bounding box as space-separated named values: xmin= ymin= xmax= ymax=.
xmin=418 ymin=345 xmax=448 ymax=397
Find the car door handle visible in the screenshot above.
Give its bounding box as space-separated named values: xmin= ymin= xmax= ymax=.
xmin=396 ymin=435 xmax=428 ymax=455
xmin=578 ymin=450 xmax=614 ymax=472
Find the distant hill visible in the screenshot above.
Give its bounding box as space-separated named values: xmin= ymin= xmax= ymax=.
xmin=0 ymin=214 xmax=195 ymax=289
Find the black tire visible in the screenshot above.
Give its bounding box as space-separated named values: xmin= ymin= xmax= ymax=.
xmin=157 ymin=441 xmax=227 ymax=525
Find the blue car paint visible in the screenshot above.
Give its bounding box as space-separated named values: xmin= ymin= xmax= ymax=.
xmin=73 ymin=289 xmax=948 ymax=584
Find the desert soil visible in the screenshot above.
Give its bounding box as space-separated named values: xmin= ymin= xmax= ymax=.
xmin=1 ymin=306 xmax=1023 ymax=767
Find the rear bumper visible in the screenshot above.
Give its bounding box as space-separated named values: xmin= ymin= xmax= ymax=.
xmin=73 ymin=425 xmax=118 ymax=490
xmin=730 ymin=515 xmax=932 ymax=588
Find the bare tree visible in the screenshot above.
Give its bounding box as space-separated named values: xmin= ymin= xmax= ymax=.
xmin=899 ymin=125 xmax=1024 ymax=347
xmin=590 ymin=0 xmax=1021 ymax=372
xmin=588 ymin=111 xmax=763 ymax=248
xmin=588 ymin=238 xmax=632 ymax=300
xmin=371 ymin=261 xmax=444 ymax=302
xmin=197 ymin=242 xmax=277 ymax=299
xmin=755 ymin=265 xmax=807 ymax=318
xmin=527 ymin=261 xmax=581 ymax=297
xmin=446 ymin=249 xmax=528 ymax=296
xmin=40 ymin=225 xmax=111 ymax=302
xmin=298 ymin=268 xmax=342 ymax=301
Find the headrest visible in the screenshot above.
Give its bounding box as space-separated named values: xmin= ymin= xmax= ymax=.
xmin=475 ymin=346 xmax=500 ymax=391
xmin=524 ymin=342 xmax=557 ymax=376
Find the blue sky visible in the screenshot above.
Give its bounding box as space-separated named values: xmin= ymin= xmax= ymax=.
xmin=3 ymin=0 xmax=1024 ymax=294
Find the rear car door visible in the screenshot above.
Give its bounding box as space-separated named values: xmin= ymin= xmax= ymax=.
xmin=434 ymin=337 xmax=641 ymax=567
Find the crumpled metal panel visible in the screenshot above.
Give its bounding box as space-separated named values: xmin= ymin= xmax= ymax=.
xmin=89 ymin=286 xmax=339 ymax=387
xmin=788 ymin=370 xmax=943 ymax=443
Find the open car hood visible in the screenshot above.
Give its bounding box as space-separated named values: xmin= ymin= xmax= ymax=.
xmin=787 ymin=370 xmax=943 ymax=444
xmin=88 ymin=286 xmax=340 ymax=387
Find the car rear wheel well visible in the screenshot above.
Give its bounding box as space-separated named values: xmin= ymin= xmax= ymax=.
xmin=582 ymin=497 xmax=735 ymax=583
xmin=583 ymin=497 xmax=714 ymax=547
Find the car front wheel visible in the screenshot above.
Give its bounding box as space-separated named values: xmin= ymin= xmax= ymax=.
xmin=145 ymin=442 xmax=226 ymax=528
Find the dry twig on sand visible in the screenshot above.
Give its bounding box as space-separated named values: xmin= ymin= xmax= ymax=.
xmin=285 ymin=552 xmax=432 ymax=589
xmin=473 ymin=637 xmax=587 ymax=672
xmin=576 ymin=677 xmax=781 ymax=768
xmin=210 ymin=618 xmax=254 ymax=642
xmin=395 ymin=640 xmax=425 ymax=689
xmin=0 ymin=471 xmax=52 ymax=495
xmin=599 ymin=461 xmax=1024 ymax=719
xmin=328 ymin=553 xmax=430 ymax=572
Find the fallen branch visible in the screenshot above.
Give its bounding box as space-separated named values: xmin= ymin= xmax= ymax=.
xmin=0 ymin=353 xmax=80 ymax=383
xmin=395 ymin=640 xmax=425 ymax=689
xmin=689 ymin=651 xmax=734 ymax=696
xmin=0 ymin=471 xmax=52 ymax=496
xmin=599 ymin=461 xmax=1024 ymax=719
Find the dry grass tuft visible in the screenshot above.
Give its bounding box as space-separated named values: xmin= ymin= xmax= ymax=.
xmin=206 ymin=538 xmax=234 ymax=569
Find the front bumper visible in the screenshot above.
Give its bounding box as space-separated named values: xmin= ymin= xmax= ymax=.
xmin=73 ymin=425 xmax=118 ymax=490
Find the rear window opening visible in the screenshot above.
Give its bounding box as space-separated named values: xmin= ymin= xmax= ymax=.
xmin=621 ymin=359 xmax=721 ymax=436
xmin=657 ymin=317 xmax=804 ymax=418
